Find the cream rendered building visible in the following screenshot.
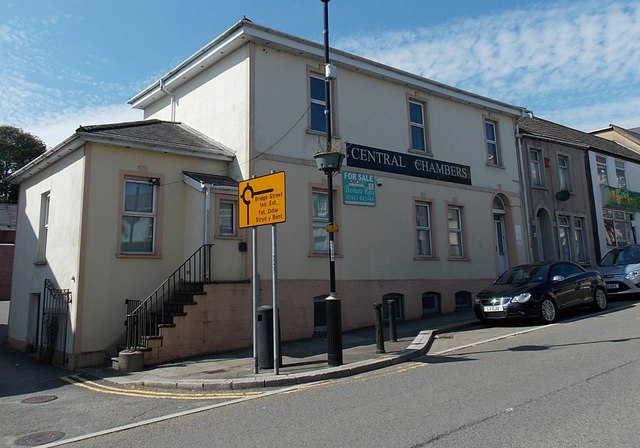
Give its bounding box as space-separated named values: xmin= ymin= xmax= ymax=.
xmin=9 ymin=20 xmax=530 ymax=368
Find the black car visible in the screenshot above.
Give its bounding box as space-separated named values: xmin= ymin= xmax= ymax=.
xmin=474 ymin=261 xmax=608 ymax=324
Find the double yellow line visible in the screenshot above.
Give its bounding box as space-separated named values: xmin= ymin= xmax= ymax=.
xmin=62 ymin=375 xmax=263 ymax=400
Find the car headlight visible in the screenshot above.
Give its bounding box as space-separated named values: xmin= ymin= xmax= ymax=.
xmin=510 ymin=292 xmax=531 ymax=303
xmin=625 ymin=270 xmax=640 ymax=281
xmin=474 ymin=296 xmax=481 ymax=304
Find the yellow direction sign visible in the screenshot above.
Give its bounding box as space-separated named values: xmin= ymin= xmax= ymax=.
xmin=238 ymin=172 xmax=286 ymax=228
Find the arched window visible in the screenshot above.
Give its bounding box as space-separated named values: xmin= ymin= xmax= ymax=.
xmin=455 ymin=291 xmax=472 ymax=308
xmin=382 ymin=293 xmax=405 ymax=321
xmin=422 ymin=292 xmax=441 ymax=316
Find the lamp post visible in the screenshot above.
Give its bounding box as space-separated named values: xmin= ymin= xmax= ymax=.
xmin=319 ymin=0 xmax=343 ymax=367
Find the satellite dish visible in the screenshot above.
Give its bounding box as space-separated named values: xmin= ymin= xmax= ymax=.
xmin=555 ymin=190 xmax=571 ymax=201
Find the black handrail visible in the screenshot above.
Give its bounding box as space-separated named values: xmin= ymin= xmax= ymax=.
xmin=125 ymin=244 xmax=213 ymax=350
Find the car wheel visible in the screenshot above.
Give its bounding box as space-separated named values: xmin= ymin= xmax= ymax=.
xmin=591 ymin=287 xmax=608 ymax=311
xmin=539 ymin=297 xmax=557 ymax=324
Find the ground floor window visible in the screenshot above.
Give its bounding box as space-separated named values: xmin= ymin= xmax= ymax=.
xmin=604 ymin=209 xmax=636 ymax=247
xmin=218 ymin=198 xmax=237 ymax=237
xmin=422 ymin=292 xmax=441 ymax=316
xmin=382 ymin=293 xmax=405 ymax=321
xmin=455 ymin=291 xmax=471 ymax=308
xmin=557 ymin=214 xmax=588 ymax=263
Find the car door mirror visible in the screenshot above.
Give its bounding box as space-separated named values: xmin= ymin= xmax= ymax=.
xmin=552 ymin=275 xmax=565 ymax=282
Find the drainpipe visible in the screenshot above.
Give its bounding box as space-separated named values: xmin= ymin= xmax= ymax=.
xmin=159 ymin=78 xmax=176 ymax=122
xmin=203 ymin=184 xmax=211 ymax=245
xmin=516 ymin=111 xmax=534 ymax=262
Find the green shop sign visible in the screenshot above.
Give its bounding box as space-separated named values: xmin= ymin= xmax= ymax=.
xmin=604 ymin=186 xmax=640 ymax=210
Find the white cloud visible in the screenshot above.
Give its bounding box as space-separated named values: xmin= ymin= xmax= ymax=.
xmin=25 ymin=105 xmax=143 ymax=149
xmin=336 ymin=1 xmax=640 ymax=130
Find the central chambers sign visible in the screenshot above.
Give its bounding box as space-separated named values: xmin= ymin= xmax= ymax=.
xmin=346 ymin=143 xmax=471 ymax=185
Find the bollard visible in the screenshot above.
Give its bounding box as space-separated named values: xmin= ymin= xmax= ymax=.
xmin=388 ymin=299 xmax=397 ymax=342
xmin=374 ymin=303 xmax=385 ymax=354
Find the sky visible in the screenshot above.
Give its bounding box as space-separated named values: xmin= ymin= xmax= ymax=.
xmin=1 ymin=0 xmax=639 ymax=148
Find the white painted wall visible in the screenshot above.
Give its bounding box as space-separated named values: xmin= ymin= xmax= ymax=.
xmin=9 ymin=149 xmax=85 ymax=348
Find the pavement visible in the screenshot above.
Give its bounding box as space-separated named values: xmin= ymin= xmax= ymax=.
xmin=79 ymin=308 xmax=479 ymax=391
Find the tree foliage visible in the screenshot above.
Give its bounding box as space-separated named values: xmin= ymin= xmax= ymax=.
xmin=0 ymin=126 xmax=47 ymax=202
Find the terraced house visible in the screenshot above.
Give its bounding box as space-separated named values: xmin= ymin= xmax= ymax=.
xmin=8 ymin=20 xmax=530 ymax=369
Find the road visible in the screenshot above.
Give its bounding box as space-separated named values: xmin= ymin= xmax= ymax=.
xmin=2 ymin=300 xmax=639 ymax=447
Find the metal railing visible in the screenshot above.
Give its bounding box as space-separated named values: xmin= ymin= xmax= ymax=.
xmin=125 ymin=244 xmax=213 ymax=350
xmin=40 ymin=279 xmax=72 ymax=365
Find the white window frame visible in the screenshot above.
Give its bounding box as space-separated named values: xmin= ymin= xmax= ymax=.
xmin=529 ymin=148 xmax=545 ymax=187
xmin=557 ymin=154 xmax=573 ymax=192
xmin=415 ymin=201 xmax=433 ymax=257
xmin=596 ymin=155 xmax=609 ymax=186
xmin=218 ymin=199 xmax=237 ymax=237
xmin=604 ymin=209 xmax=636 ymax=247
xmin=557 ymin=215 xmax=571 ymax=260
xmin=448 ymin=205 xmax=465 ymax=258
xmin=309 ymin=74 xmax=327 ymax=133
xmin=121 ymin=178 xmax=157 ymax=255
xmin=312 ymin=189 xmax=330 ymax=254
xmin=574 ymin=217 xmax=587 ymax=263
xmin=408 ymin=99 xmax=427 ymax=153
xmin=615 ymin=160 xmax=626 ymax=189
xmin=484 ymin=119 xmax=500 ymax=166
xmin=36 ymin=191 xmax=50 ymax=264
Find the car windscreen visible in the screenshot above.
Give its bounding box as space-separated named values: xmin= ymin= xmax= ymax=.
xmin=600 ymin=247 xmax=640 ymax=266
xmin=494 ymin=265 xmax=548 ymax=285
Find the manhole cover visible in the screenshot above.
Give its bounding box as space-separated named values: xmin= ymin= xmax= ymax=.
xmin=15 ymin=431 xmax=65 ymax=446
xmin=21 ymin=395 xmax=58 ymax=404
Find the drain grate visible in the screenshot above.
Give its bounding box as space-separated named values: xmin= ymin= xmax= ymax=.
xmin=15 ymin=431 xmax=65 ymax=446
xmin=21 ymin=395 xmax=58 ymax=404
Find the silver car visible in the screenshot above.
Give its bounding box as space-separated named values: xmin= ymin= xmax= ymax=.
xmin=597 ymin=244 xmax=640 ymax=296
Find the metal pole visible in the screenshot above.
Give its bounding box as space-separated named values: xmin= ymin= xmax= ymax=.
xmin=322 ymin=0 xmax=343 ymax=368
xmin=252 ymin=227 xmax=259 ymax=374
xmin=272 ymin=223 xmax=280 ymax=375
xmin=374 ymin=303 xmax=385 ymax=354
xmin=388 ymin=299 xmax=397 ymax=342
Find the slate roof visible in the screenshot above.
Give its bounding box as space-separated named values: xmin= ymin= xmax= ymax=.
xmin=8 ymin=119 xmax=235 ymax=184
xmin=77 ymin=120 xmax=234 ymax=158
xmin=183 ymin=171 xmax=238 ymax=187
xmin=518 ymin=116 xmax=640 ymax=163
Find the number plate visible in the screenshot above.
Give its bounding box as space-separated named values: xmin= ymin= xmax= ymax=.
xmin=483 ymin=305 xmax=504 ymax=312
xmin=606 ymin=283 xmax=619 ymax=290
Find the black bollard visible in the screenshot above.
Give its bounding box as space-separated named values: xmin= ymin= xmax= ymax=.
xmin=388 ymin=299 xmax=397 ymax=342
xmin=374 ymin=303 xmax=385 ymax=354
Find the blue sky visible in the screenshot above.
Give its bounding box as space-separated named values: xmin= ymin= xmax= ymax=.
xmin=1 ymin=0 xmax=639 ymax=148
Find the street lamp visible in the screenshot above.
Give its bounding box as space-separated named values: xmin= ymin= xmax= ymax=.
xmin=317 ymin=0 xmax=343 ymax=367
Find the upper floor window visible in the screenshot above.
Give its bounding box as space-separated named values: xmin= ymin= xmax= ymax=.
xmin=615 ymin=161 xmax=626 ymax=189
xmin=310 ymin=75 xmax=327 ymax=133
xmin=409 ymin=100 xmax=427 ymax=153
xmin=218 ymin=200 xmax=236 ymax=237
xmin=121 ymin=179 xmax=156 ymax=254
xmin=484 ymin=119 xmax=500 ymax=165
xmin=529 ymin=148 xmax=545 ymax=187
xmin=558 ymin=155 xmax=572 ymax=192
xmin=596 ymin=156 xmax=608 ymax=186
xmin=36 ymin=191 xmax=50 ymax=264
xmin=448 ymin=205 xmax=465 ymax=258
xmin=415 ymin=201 xmax=433 ymax=257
